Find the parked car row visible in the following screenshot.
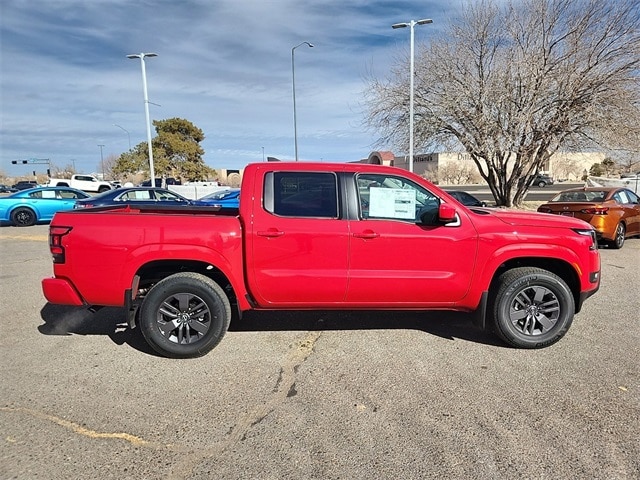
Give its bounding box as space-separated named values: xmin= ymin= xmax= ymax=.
xmin=0 ymin=187 xmax=91 ymax=226
xmin=74 ymin=187 xmax=192 ymax=209
xmin=0 ymin=184 xmax=19 ymax=193
xmin=0 ymin=185 xmax=243 ymax=226
xmin=11 ymin=180 xmax=39 ymax=191
xmin=3 ymin=183 xmax=639 ymax=252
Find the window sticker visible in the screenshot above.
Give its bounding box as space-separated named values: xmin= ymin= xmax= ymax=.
xmin=369 ymin=187 xmax=416 ymax=219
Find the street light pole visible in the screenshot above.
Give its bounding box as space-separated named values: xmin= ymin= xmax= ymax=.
xmin=114 ymin=124 xmax=131 ymax=150
xmin=98 ymin=144 xmax=105 ymax=178
xmin=127 ymin=53 xmax=158 ymax=184
xmin=392 ymin=18 xmax=433 ymax=173
xmin=292 ymin=42 xmax=314 ymax=161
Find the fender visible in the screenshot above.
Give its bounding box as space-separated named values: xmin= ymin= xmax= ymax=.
xmin=120 ymin=242 xmax=248 ymax=305
xmin=478 ymin=242 xmax=581 ymax=290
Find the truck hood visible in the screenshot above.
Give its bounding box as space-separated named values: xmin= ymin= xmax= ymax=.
xmin=482 ymin=207 xmax=591 ymax=229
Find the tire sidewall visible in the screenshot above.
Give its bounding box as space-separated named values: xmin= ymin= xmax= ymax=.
xmin=11 ymin=207 xmax=36 ymax=227
xmin=493 ymin=270 xmax=574 ymax=348
xmin=613 ymin=223 xmax=625 ymax=249
xmin=139 ymin=273 xmax=231 ymax=358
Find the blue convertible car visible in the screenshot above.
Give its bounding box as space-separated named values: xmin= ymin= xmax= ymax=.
xmin=0 ymin=187 xmax=90 ymax=226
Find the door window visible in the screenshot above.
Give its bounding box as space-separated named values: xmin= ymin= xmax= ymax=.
xmin=356 ymin=173 xmax=439 ymax=223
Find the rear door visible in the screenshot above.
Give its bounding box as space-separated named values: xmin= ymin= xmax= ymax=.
xmin=246 ymin=170 xmax=350 ymax=306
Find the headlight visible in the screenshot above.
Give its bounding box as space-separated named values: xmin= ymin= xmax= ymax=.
xmin=573 ymin=228 xmax=597 ymax=250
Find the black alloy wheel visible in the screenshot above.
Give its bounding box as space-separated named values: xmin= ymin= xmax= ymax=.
xmin=11 ymin=207 xmax=37 ymax=227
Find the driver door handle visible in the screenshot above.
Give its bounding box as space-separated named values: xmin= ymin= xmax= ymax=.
xmin=257 ymin=228 xmax=285 ymax=238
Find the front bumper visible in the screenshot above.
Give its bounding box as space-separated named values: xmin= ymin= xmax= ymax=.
xmin=576 ymin=271 xmax=601 ymax=313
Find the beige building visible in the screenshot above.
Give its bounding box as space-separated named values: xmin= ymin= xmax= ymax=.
xmin=364 ymin=150 xmax=605 ymax=183
xmin=217 ymin=150 xmax=605 ymax=186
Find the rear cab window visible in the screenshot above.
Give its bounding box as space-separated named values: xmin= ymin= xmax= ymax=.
xmin=263 ymin=171 xmax=338 ymax=218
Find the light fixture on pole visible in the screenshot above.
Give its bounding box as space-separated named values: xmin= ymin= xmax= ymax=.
xmin=127 ymin=52 xmax=158 ymax=184
xmin=114 ymin=124 xmax=131 ymax=150
xmin=98 ymin=144 xmax=105 ymax=178
xmin=392 ymin=18 xmax=432 ymax=173
xmin=292 ymin=41 xmax=314 ymax=161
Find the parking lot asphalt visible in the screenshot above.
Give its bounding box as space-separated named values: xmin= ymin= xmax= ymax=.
xmin=1 ymin=225 xmax=639 ymax=480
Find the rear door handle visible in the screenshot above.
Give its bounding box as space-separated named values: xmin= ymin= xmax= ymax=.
xmin=257 ymin=229 xmax=285 ymax=238
xmin=353 ymin=230 xmax=380 ymax=239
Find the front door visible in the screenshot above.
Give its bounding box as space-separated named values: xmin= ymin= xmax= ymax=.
xmin=346 ymin=173 xmax=478 ymax=306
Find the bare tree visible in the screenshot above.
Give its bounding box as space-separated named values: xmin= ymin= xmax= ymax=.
xmin=365 ymin=0 xmax=639 ymax=206
xmin=102 ymin=154 xmax=120 ymax=180
xmin=438 ymin=162 xmax=482 ymax=185
xmin=552 ymin=155 xmax=583 ymax=181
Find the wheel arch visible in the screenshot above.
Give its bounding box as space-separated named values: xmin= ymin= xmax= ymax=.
xmin=489 ymin=257 xmax=581 ymax=313
xmin=130 ymin=259 xmax=243 ymax=319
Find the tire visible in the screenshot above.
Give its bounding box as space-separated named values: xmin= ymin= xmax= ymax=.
xmin=609 ymin=223 xmax=625 ymax=249
xmin=139 ymin=272 xmax=231 ymax=358
xmin=490 ymin=267 xmax=575 ymax=348
xmin=11 ymin=207 xmax=37 ymax=227
xmin=98 ymin=186 xmax=110 ymax=193
xmin=537 ymin=181 xmax=546 ymax=187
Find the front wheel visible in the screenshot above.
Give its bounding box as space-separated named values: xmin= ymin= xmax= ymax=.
xmin=97 ymin=186 xmax=111 ymax=193
xmin=139 ymin=272 xmax=231 ymax=358
xmin=11 ymin=207 xmax=37 ymax=227
xmin=490 ymin=267 xmax=575 ymax=348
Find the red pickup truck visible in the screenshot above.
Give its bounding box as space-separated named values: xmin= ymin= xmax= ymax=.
xmin=42 ymin=162 xmax=601 ymax=358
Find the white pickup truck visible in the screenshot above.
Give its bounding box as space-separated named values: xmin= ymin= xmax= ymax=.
xmin=47 ymin=174 xmax=113 ymax=193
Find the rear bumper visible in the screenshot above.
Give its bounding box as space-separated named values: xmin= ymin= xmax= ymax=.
xmin=42 ymin=278 xmax=85 ymax=306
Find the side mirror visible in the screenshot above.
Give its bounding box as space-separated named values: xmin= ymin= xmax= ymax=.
xmin=418 ymin=202 xmax=458 ymax=225
xmin=438 ymin=203 xmax=458 ymax=224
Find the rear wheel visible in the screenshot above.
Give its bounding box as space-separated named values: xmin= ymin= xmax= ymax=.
xmin=11 ymin=207 xmax=37 ymax=227
xmin=139 ymin=272 xmax=231 ymax=358
xmin=609 ymin=223 xmax=625 ymax=249
xmin=491 ymin=267 xmax=575 ymax=348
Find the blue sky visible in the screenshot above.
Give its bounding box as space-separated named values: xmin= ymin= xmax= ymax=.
xmin=1 ymin=0 xmax=462 ymax=177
